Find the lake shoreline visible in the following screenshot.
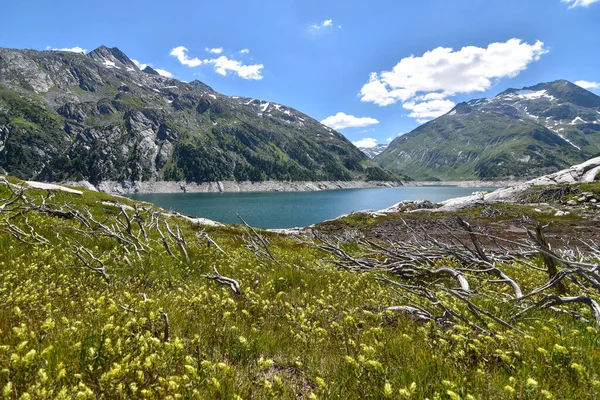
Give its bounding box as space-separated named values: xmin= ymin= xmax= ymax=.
xmin=85 ymin=180 xmax=404 ymax=195
xmin=403 ymin=180 xmax=522 ymax=188
xmin=65 ymin=179 xmax=517 ymax=195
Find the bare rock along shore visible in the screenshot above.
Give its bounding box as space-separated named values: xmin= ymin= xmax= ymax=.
xmin=79 ymin=180 xmax=403 ymax=195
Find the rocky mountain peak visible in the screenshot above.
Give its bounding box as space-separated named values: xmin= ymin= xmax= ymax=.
xmin=0 ymin=45 xmax=398 ymax=185
xmin=142 ymin=66 xmax=160 ymax=75
xmin=189 ymin=80 xmax=215 ymax=93
xmin=88 ymin=45 xmax=138 ymax=71
xmin=450 ymin=102 xmax=473 ymax=115
xmin=376 ymin=79 xmax=600 ymax=181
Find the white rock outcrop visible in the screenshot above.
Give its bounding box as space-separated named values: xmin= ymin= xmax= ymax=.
xmin=438 ymin=156 xmax=600 ymax=211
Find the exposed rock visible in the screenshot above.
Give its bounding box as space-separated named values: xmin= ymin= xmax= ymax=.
xmin=437 ymin=156 xmax=600 ymax=211
xmin=0 ymin=46 xmax=401 ymax=186
xmin=95 ymin=179 xmax=402 ymax=195
xmin=24 ymin=181 xmax=83 ymax=195
xmin=379 ymin=199 xmax=437 ymax=214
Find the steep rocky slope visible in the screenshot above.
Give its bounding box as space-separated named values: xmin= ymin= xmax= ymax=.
xmin=0 ymin=46 xmax=399 ymax=185
xmin=376 ymin=80 xmax=600 ymax=180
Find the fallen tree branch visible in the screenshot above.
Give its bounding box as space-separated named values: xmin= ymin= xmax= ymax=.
xmin=203 ymin=266 xmax=242 ymax=295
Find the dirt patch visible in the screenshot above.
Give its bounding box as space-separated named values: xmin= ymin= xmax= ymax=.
xmin=313 ymin=205 xmax=600 ymax=249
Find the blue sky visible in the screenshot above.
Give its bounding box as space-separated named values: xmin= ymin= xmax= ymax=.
xmin=1 ymin=0 xmax=599 ymax=148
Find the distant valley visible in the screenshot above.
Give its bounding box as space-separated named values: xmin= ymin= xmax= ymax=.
xmin=358 ymin=144 xmax=388 ymax=158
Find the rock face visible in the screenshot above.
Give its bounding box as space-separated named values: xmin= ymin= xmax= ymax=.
xmin=377 ymin=80 xmax=600 ymax=180
xmin=0 ymin=46 xmax=400 ymax=185
xmin=438 ymin=156 xmax=600 ymax=211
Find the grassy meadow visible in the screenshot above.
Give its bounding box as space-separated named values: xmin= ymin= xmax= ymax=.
xmin=1 ymin=177 xmax=599 ymax=399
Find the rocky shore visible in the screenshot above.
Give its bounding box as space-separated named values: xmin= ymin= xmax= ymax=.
xmin=69 ymin=180 xmax=404 ymax=195
xmin=403 ymin=180 xmax=520 ymax=188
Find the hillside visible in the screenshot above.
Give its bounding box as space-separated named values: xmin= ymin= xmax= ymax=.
xmin=0 ymin=46 xmax=399 ymax=186
xmin=376 ymin=80 xmax=600 ymax=180
xmin=1 ymin=169 xmax=600 ymax=398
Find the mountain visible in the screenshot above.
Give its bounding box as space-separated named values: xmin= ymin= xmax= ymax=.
xmin=358 ymin=144 xmax=388 ymax=158
xmin=376 ymin=80 xmax=600 ymax=180
xmin=0 ymin=46 xmax=399 ymax=185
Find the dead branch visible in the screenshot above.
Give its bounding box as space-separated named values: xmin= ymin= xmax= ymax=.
xmin=165 ymin=221 xmax=190 ymax=263
xmin=203 ymin=266 xmax=242 ymax=296
xmin=237 ymin=213 xmax=277 ymax=263
xmin=159 ymin=310 xmax=170 ymax=342
xmin=196 ymin=231 xmax=226 ymax=254
xmin=527 ymin=222 xmax=567 ymax=295
xmin=513 ymin=295 xmax=600 ymax=327
xmin=72 ymin=243 xmax=110 ymax=283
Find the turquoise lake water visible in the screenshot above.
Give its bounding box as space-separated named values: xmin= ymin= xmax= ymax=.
xmin=127 ymin=186 xmax=496 ymax=229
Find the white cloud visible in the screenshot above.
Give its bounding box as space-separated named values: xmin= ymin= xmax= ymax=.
xmin=205 ymin=56 xmax=264 ymax=80
xmin=309 ymin=19 xmax=341 ymax=34
xmin=154 ymin=69 xmax=173 ymax=78
xmin=402 ymin=99 xmax=456 ymax=119
xmin=321 ymin=112 xmax=379 ymax=130
xmin=385 ymin=137 xmax=393 ymax=143
xmin=132 ymin=59 xmax=148 ymax=70
xmin=562 ymin=0 xmax=600 ymax=8
xmin=360 ymin=38 xmax=547 ymax=121
xmin=170 ymin=46 xmax=203 ymax=67
xmin=240 ymin=49 xmax=250 ymax=54
xmin=352 ymin=138 xmax=378 ymax=148
xmin=206 ymin=47 xmax=223 ymax=54
xmin=575 ymin=80 xmax=600 ymax=89
xmin=170 ymin=46 xmax=263 ymax=80
xmin=46 ymin=46 xmax=87 ymax=54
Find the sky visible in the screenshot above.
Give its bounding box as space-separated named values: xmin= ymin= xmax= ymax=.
xmin=1 ymin=0 xmax=599 ymax=148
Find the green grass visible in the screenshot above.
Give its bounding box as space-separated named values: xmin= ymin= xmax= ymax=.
xmin=1 ymin=177 xmax=599 ymax=399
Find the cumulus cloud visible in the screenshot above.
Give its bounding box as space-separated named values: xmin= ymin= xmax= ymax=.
xmin=360 ymin=38 xmax=548 ymax=121
xmin=240 ymin=49 xmax=250 ymax=54
xmin=352 ymin=138 xmax=378 ymax=148
xmin=170 ymin=46 xmax=263 ymax=79
xmin=321 ymin=112 xmax=379 ymax=130
xmin=205 ymin=56 xmax=264 ymax=80
xmin=170 ymin=46 xmax=203 ymax=67
xmin=562 ymin=0 xmax=600 ymax=8
xmin=46 ymin=46 xmax=87 ymax=54
xmin=154 ymin=69 xmax=173 ymax=78
xmin=309 ymin=19 xmax=341 ymax=34
xmin=385 ymin=137 xmax=394 ymax=143
xmin=131 ymin=59 xmax=148 ymax=70
xmin=575 ymin=80 xmax=600 ymax=89
xmin=402 ymin=99 xmax=456 ymax=119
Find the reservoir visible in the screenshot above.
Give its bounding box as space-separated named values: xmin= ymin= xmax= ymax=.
xmin=127 ymin=185 xmax=496 ymax=229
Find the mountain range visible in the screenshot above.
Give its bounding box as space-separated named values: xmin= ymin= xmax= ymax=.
xmin=358 ymin=144 xmax=388 ymax=159
xmin=0 ymin=46 xmax=400 ymax=185
xmin=376 ymin=80 xmax=600 ymax=180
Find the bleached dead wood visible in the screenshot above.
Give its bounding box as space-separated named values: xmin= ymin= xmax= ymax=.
xmin=72 ymin=243 xmax=110 ymax=283
xmin=203 ymin=266 xmax=242 ymax=295
xmin=237 ymin=213 xmax=278 ymax=263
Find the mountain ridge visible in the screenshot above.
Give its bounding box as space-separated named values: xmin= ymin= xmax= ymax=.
xmin=376 ymin=79 xmax=600 ymax=180
xmin=0 ymin=45 xmax=403 ymax=186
